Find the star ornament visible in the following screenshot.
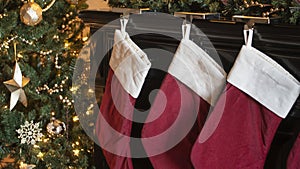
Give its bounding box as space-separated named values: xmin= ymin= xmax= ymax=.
xmin=3 ymin=62 xmax=30 ymax=110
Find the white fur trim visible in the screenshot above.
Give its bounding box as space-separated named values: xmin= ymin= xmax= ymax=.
xmin=227 ymin=45 xmax=300 ymax=118
xmin=168 ymin=39 xmax=227 ymax=106
xmin=109 ymin=30 xmax=151 ymax=98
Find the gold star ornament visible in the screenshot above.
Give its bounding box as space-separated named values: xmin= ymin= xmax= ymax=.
xmin=3 ymin=62 xmax=30 ymax=110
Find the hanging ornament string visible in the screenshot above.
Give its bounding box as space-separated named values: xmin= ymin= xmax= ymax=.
xmin=42 ymin=0 xmax=56 ymax=12
xmin=14 ymin=42 xmax=17 ymax=61
xmin=65 ymin=107 xmax=69 ymax=139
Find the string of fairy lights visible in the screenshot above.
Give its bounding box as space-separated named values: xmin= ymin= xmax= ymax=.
xmin=242 ymin=0 xmax=285 ymax=17
xmin=0 ymin=12 xmax=8 ymax=20
xmin=243 ymin=0 xmax=266 ymax=8
xmin=0 ymin=0 xmax=89 ymax=166
xmin=0 ymin=6 xmax=82 ymax=106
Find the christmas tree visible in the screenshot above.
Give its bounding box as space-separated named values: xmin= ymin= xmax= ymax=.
xmin=0 ymin=0 xmax=95 ymax=168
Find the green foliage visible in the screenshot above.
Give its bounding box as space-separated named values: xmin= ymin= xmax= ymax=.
xmin=0 ymin=0 xmax=95 ymax=168
xmin=290 ymin=9 xmax=300 ymax=24
xmin=289 ymin=1 xmax=300 ymax=24
xmin=108 ymin=0 xmax=223 ymax=13
xmin=108 ymin=0 xmax=300 ymax=23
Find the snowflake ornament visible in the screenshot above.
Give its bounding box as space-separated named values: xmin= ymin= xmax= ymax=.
xmin=16 ymin=121 xmax=43 ymax=145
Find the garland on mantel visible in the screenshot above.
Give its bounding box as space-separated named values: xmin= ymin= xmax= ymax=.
xmin=108 ymin=0 xmax=300 ymax=24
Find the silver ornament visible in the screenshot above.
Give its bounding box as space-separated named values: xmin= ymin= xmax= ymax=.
xmin=46 ymin=117 xmax=66 ymax=136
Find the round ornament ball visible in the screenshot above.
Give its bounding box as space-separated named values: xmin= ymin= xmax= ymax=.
xmin=66 ymin=0 xmax=78 ymax=5
xmin=20 ymin=1 xmax=43 ymax=26
xmin=46 ymin=117 xmax=66 ymax=136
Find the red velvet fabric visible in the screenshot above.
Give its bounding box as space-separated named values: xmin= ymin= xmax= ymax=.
xmin=287 ymin=133 xmax=300 ymax=169
xmin=142 ymin=73 xmax=210 ymax=169
xmin=191 ymin=83 xmax=282 ymax=169
xmin=96 ymin=69 xmax=135 ymax=169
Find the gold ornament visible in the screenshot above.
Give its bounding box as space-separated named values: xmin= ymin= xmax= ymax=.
xmin=66 ymin=0 xmax=78 ymax=5
xmin=3 ymin=62 xmax=30 ymax=110
xmin=20 ymin=0 xmax=43 ymax=26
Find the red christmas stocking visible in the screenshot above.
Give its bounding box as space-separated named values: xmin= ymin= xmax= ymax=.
xmin=141 ymin=24 xmax=227 ymax=169
xmin=191 ymin=29 xmax=300 ymax=169
xmin=287 ymin=133 xmax=300 ymax=169
xmin=96 ymin=18 xmax=151 ymax=169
